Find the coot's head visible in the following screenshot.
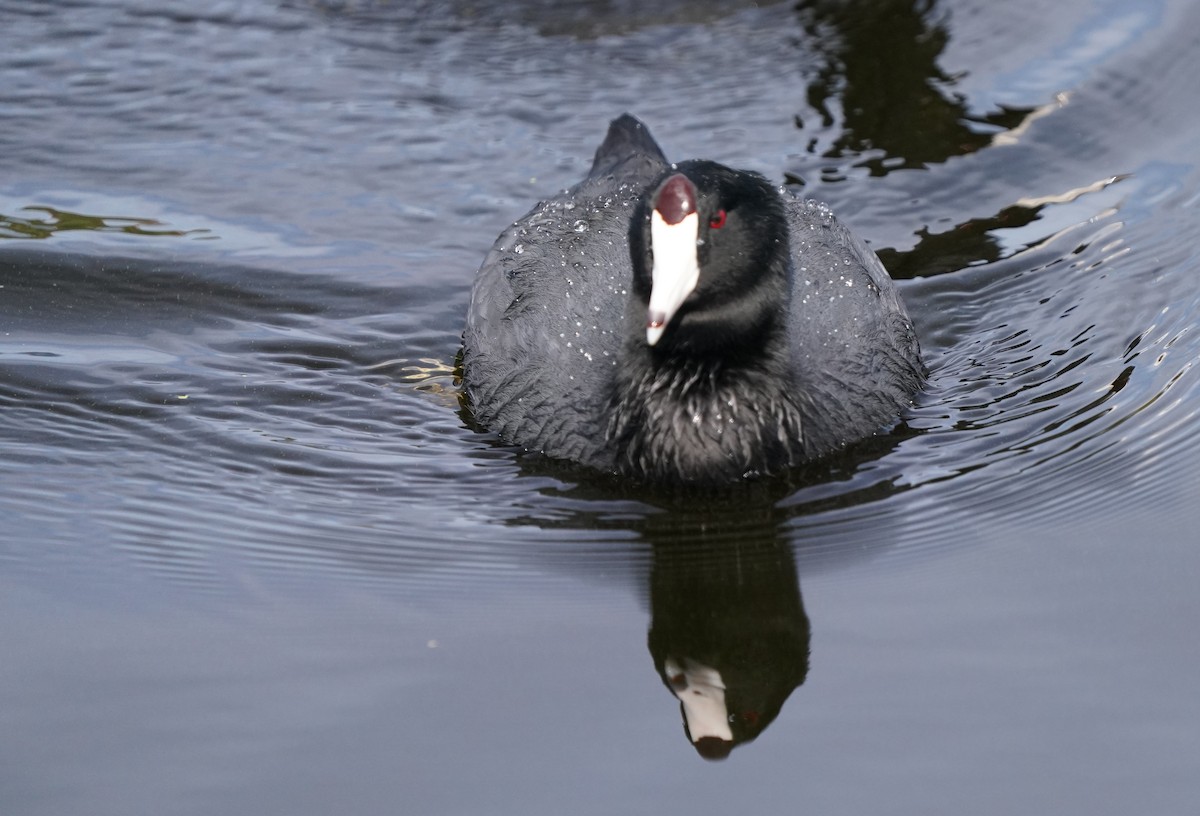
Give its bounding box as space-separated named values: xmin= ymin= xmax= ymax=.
xmin=630 ymin=161 xmax=791 ymax=354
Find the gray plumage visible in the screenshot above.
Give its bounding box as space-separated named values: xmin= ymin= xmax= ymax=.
xmin=463 ymin=114 xmax=924 ymax=484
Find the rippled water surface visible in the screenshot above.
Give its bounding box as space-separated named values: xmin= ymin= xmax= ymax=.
xmin=3 ymin=1 xmax=1200 ymax=813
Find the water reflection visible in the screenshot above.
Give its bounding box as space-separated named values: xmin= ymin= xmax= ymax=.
xmin=0 ymin=206 xmax=209 ymax=240
xmin=795 ymin=0 xmax=1035 ymax=177
xmin=647 ymin=522 xmax=810 ymax=760
xmin=877 ymin=174 xmax=1128 ymax=279
xmin=492 ymin=462 xmax=834 ymax=758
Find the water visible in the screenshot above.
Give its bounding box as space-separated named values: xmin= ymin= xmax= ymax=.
xmin=2 ymin=0 xmax=1199 ymax=813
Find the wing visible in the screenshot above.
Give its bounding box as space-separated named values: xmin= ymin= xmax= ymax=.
xmin=782 ymin=194 xmax=926 ymax=451
xmin=463 ymin=115 xmax=670 ymax=467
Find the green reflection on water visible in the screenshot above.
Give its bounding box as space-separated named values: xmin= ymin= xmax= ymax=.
xmin=0 ymin=206 xmax=211 ymax=240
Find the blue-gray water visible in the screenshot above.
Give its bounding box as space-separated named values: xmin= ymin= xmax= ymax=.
xmin=2 ymin=0 xmax=1199 ymax=813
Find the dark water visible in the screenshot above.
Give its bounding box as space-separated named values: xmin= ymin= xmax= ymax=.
xmin=3 ymin=0 xmax=1200 ymax=813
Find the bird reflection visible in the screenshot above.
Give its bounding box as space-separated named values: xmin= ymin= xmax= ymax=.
xmin=497 ymin=423 xmax=914 ymax=760
xmin=642 ymin=496 xmax=811 ymax=760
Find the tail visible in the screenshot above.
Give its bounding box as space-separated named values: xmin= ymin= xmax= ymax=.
xmin=588 ymin=113 xmax=669 ymax=179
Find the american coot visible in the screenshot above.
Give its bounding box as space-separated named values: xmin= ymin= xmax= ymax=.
xmin=463 ymin=114 xmax=925 ymax=485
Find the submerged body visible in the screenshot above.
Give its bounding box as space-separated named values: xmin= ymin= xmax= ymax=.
xmin=463 ymin=115 xmax=924 ymax=484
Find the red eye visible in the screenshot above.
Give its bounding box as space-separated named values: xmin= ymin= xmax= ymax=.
xmin=709 ymin=209 xmax=727 ymax=229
